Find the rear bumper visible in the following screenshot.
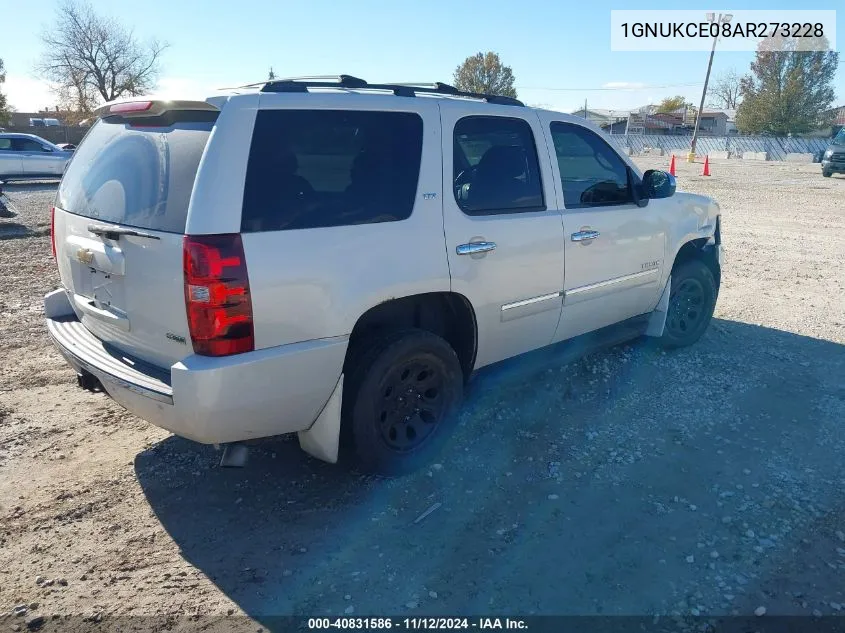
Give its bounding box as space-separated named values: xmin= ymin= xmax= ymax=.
xmin=45 ymin=289 xmax=348 ymax=444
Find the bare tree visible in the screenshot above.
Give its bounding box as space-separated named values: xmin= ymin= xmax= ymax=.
xmin=708 ymin=69 xmax=742 ymax=110
xmin=36 ymin=0 xmax=167 ymax=113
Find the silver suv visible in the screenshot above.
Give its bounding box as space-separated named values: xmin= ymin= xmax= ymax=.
xmin=45 ymin=76 xmax=722 ymax=475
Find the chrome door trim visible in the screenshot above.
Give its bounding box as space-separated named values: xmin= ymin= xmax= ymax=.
xmin=502 ymin=291 xmax=563 ymax=311
xmin=567 ymin=269 xmax=658 ymax=297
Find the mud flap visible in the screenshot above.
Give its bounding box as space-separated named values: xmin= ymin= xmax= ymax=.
xmin=297 ymin=375 xmax=343 ymax=463
xmin=645 ymin=275 xmax=671 ymax=338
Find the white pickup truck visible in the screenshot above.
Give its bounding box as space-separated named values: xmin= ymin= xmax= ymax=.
xmin=45 ymin=76 xmax=722 ymax=475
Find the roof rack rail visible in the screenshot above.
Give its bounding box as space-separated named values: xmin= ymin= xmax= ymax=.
xmin=258 ymin=75 xmax=524 ymax=106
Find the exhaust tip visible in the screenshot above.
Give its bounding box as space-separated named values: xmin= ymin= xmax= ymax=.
xmin=219 ymin=443 xmax=249 ymax=468
xmin=76 ymin=371 xmax=103 ymax=392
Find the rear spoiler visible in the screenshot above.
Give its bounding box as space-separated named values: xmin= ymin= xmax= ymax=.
xmin=94 ymin=99 xmax=220 ymax=119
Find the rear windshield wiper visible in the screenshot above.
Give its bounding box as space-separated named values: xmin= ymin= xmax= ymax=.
xmin=87 ymin=224 xmax=161 ymax=241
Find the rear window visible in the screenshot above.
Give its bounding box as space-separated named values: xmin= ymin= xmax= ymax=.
xmin=57 ymin=115 xmax=215 ymax=233
xmin=241 ymin=110 xmax=423 ymax=232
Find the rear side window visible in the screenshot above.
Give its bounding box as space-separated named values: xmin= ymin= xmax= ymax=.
xmin=241 ymin=110 xmax=423 ymax=232
xmin=57 ymin=115 xmax=215 ymax=233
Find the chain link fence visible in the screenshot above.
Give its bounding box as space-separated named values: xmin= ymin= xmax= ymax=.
xmin=605 ymin=134 xmax=830 ymax=161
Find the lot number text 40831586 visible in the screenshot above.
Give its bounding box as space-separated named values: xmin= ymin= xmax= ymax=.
xmin=307 ymin=617 xmax=529 ymax=630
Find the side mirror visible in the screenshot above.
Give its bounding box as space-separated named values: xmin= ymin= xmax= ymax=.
xmin=642 ymin=169 xmax=676 ymax=199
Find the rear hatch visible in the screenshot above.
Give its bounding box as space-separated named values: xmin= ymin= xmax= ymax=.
xmin=53 ymin=101 xmax=218 ymax=368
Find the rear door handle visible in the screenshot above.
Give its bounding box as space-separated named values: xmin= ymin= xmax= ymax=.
xmin=456 ymin=241 xmax=497 ymax=255
xmin=571 ymin=230 xmax=600 ymax=242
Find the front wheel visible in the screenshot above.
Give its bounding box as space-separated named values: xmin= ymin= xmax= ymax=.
xmin=658 ymin=259 xmax=718 ymax=349
xmin=343 ymin=329 xmax=464 ymax=476
xmin=822 ymin=170 xmax=832 ymax=178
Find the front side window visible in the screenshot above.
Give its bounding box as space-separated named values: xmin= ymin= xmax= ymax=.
xmin=12 ymin=138 xmax=48 ymax=152
xmin=242 ymin=110 xmax=423 ymax=232
xmin=550 ymin=122 xmax=633 ymax=209
xmin=453 ymin=116 xmax=544 ymax=215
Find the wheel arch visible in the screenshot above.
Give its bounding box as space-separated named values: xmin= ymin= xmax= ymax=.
xmin=345 ymin=292 xmax=478 ymax=380
xmin=671 ymin=235 xmax=721 ymax=288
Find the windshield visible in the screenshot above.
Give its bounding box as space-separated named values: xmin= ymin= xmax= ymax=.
xmin=832 ymin=128 xmax=845 ymax=145
xmin=56 ymin=116 xmax=214 ymax=233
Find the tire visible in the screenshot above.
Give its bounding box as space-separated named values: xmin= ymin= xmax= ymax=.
xmin=822 ymin=170 xmax=832 ymax=178
xmin=342 ymin=328 xmax=464 ymax=476
xmin=658 ymin=259 xmax=717 ymax=349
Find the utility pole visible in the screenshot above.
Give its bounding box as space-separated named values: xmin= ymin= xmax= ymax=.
xmin=689 ymin=12 xmax=733 ymax=162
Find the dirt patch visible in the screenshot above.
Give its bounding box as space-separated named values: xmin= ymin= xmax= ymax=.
xmin=0 ymin=163 xmax=844 ymax=629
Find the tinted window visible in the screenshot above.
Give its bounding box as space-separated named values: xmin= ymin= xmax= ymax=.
xmin=57 ymin=117 xmax=214 ymax=233
xmin=550 ymin=122 xmax=633 ymax=209
xmin=242 ymin=110 xmax=423 ymax=232
xmin=0 ymin=138 xmax=11 ymax=150
xmin=453 ymin=116 xmax=544 ymax=215
xmin=12 ymin=138 xmax=47 ymax=152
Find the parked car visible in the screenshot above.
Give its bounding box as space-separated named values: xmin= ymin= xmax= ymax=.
xmin=28 ymin=117 xmax=61 ymax=127
xmin=821 ymin=128 xmax=845 ymax=177
xmin=44 ymin=76 xmax=722 ymax=475
xmin=0 ymin=133 xmax=75 ymax=181
xmin=55 ymin=143 xmax=76 ymax=151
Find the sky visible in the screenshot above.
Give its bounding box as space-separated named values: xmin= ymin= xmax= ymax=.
xmin=2 ymin=0 xmax=843 ymax=114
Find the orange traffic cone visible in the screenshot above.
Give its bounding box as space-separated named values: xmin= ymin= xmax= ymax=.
xmin=669 ymin=154 xmax=676 ymax=176
xmin=702 ymin=155 xmax=710 ymax=176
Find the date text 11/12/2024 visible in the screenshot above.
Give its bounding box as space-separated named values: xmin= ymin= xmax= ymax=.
xmin=307 ymin=618 xmax=528 ymax=630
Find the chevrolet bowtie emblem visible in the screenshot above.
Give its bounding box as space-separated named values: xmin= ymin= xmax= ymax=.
xmin=76 ymin=248 xmax=94 ymax=265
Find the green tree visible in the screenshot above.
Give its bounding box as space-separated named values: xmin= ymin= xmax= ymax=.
xmin=736 ymin=36 xmax=839 ymax=135
xmin=656 ymin=96 xmax=691 ymax=113
xmin=453 ymin=52 xmax=517 ymax=98
xmin=0 ymin=58 xmax=11 ymax=126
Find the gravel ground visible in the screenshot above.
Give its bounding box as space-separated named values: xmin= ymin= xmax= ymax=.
xmin=1 ymin=159 xmax=844 ymax=631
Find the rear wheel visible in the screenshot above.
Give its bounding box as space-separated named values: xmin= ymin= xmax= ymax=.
xmin=659 ymin=259 xmax=717 ymax=349
xmin=343 ymin=329 xmax=463 ymax=476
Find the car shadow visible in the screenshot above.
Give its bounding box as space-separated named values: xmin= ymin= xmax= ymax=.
xmin=0 ymin=180 xmax=60 ymax=193
xmin=135 ymin=318 xmax=845 ymax=622
xmin=0 ymin=221 xmax=50 ymax=240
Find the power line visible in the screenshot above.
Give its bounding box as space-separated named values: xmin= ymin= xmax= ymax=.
xmin=515 ymin=82 xmax=705 ymax=91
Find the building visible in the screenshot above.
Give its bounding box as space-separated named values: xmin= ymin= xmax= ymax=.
xmin=697 ymin=110 xmax=730 ymax=136
xmin=569 ymin=108 xmax=631 ymax=129
xmin=9 ymin=110 xmax=65 ymax=127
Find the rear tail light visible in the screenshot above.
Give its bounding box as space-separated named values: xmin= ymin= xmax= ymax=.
xmin=183 ymin=234 xmax=254 ymax=357
xmin=50 ymin=207 xmax=56 ymax=258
